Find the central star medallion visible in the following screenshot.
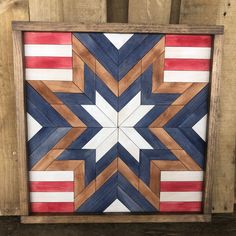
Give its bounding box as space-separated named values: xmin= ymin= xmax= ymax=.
xmin=82 ymin=91 xmax=154 ymax=162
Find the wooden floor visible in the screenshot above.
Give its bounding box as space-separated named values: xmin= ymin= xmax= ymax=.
xmin=0 ymin=211 xmax=236 ymax=236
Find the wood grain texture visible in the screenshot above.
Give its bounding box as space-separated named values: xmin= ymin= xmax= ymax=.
xmin=0 ymin=0 xmax=29 ymax=216
xmin=128 ymin=0 xmax=171 ymax=24
xmin=180 ymin=0 xmax=235 ymax=213
xmin=12 ymin=22 xmax=224 ymax=34
xmin=21 ymin=214 xmax=211 ymax=223
xmin=107 ymin=0 xmax=128 ymax=23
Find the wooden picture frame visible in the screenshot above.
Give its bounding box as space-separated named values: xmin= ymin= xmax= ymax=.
xmin=12 ymin=22 xmax=223 ymax=224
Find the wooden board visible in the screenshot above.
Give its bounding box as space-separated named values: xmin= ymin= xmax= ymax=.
xmin=0 ymin=0 xmax=106 ymax=216
xmin=180 ymin=0 xmax=236 ymax=213
xmin=13 ymin=22 xmax=222 ymax=222
xmin=0 ymin=0 xmax=29 ymax=216
xmin=107 ymin=0 xmax=128 ymax=23
xmin=128 ymin=0 xmax=171 ymax=24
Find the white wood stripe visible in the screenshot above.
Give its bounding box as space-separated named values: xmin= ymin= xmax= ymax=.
xmin=96 ymin=92 xmax=117 ymax=126
xmin=29 ymin=171 xmax=74 ymax=181
xmin=24 ymin=45 xmax=72 ymax=57
xmin=121 ymin=128 xmax=153 ymax=149
xmin=161 ymin=171 xmax=204 ymax=181
xmin=118 ymin=92 xmax=141 ymax=126
xmin=30 ymin=192 xmax=74 ymax=202
xmin=27 ymin=113 xmax=42 ymax=141
xmin=121 ymin=105 xmax=154 ymax=127
xmin=104 ymin=199 xmax=130 ymax=212
xmin=165 ymin=47 xmax=211 ymax=59
xmin=164 ymin=71 xmax=210 ymax=82
xmin=192 ymin=114 xmax=208 ymax=141
xmin=83 ymin=128 xmax=116 ymax=149
xmin=81 ymin=105 xmax=115 ymax=127
xmin=25 ymin=69 xmax=72 ymax=81
xmin=160 ymin=192 xmax=202 ymax=202
xmin=118 ymin=129 xmax=139 ymax=161
xmin=96 ymin=129 xmax=118 ymax=162
xmin=103 ymin=33 xmax=133 ymax=50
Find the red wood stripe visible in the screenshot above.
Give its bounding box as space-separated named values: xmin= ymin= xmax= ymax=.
xmin=165 ymin=35 xmax=212 ymax=47
xmin=24 ymin=32 xmax=71 ymax=44
xmin=160 ymin=181 xmax=204 ymax=192
xmin=31 ymin=202 xmax=74 ymax=212
xmin=30 ymin=181 xmax=74 ymax=192
xmin=25 ymin=57 xmax=72 ymax=69
xmin=160 ymin=202 xmax=202 ymax=212
xmin=164 ymin=59 xmax=211 ymax=71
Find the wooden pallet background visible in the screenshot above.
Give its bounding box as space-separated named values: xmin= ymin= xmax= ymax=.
xmin=0 ymin=0 xmax=235 ymax=215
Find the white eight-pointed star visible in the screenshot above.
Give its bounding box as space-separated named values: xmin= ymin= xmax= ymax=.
xmin=82 ymin=92 xmax=154 ymax=162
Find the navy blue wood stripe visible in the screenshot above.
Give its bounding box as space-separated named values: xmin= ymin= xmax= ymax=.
xmin=27 ymin=99 xmax=54 ymax=127
xmin=89 ymin=33 xmax=119 ymax=64
xmin=165 ymin=85 xmax=209 ymax=128
xmin=179 ymin=102 xmax=208 ymax=128
xmin=84 ymin=64 xmax=95 ymax=103
xmin=73 ymin=33 xmax=118 ymax=80
xmin=57 ymin=149 xmax=96 ymax=185
xmin=118 ymin=143 xmax=139 ymax=177
xmin=55 ymin=93 xmax=94 ymax=105
xmin=180 ymin=128 xmax=206 ymax=155
xmin=141 ymin=65 xmax=180 ymax=105
xmin=26 ymin=84 xmax=70 ymax=127
xmin=118 ymin=34 xmax=148 ymax=64
xmin=165 ymin=128 xmax=204 ymax=169
xmin=118 ymin=173 xmax=156 ymax=212
xmin=96 ymin=144 xmax=118 ymax=176
xmin=27 ymin=127 xmax=56 ymax=155
xmin=29 ymin=128 xmax=71 ymax=169
xmin=76 ymin=173 xmax=117 ymax=212
xmin=119 ymin=34 xmax=164 ymax=80
xmin=135 ymin=128 xmax=166 ymax=149
xmin=96 ymin=75 xmax=118 ymax=111
xmin=139 ymin=149 xmax=177 ymax=185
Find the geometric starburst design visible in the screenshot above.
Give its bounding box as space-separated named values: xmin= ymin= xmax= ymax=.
xmin=24 ymin=32 xmax=212 ymax=213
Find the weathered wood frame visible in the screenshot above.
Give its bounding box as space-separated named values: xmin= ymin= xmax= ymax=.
xmin=12 ymin=22 xmax=223 ymax=224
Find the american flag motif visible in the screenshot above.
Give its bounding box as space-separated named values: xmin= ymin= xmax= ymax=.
xmin=24 ymin=32 xmax=212 ymax=213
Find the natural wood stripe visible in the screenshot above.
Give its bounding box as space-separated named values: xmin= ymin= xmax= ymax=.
xmin=118 ymin=158 xmax=139 ymax=189
xmin=155 ymin=82 xmax=192 ymax=94
xmin=27 ymin=80 xmax=62 ymax=104
xmin=31 ymin=149 xmax=65 ymax=171
xmin=96 ymin=158 xmax=118 ymax=190
xmin=149 ymin=106 xmax=183 ymax=128
xmin=172 ymin=82 xmax=208 ymax=105
xmin=74 ymin=162 xmax=85 ymax=196
xmin=119 ymin=38 xmax=164 ymax=95
xmin=31 ymin=128 xmax=85 ymax=170
xmin=53 ymin=128 xmax=86 ymax=149
xmin=142 ymin=37 xmax=165 ymax=72
xmin=72 ymin=51 xmax=84 ymax=91
xmin=95 ymin=60 xmax=118 ymax=96
xmin=52 ymin=104 xmax=86 ymax=127
xmin=171 ymin=149 xmax=202 ymax=171
xmin=119 ymin=60 xmax=142 ymax=95
xmin=150 ymin=161 xmax=161 ymax=196
xmin=154 ymin=160 xmax=187 ymax=170
xmin=72 ymin=35 xmax=118 ymax=96
xmin=152 ymin=54 xmax=165 ymax=92
xmin=72 ymin=35 xmax=95 ymax=71
xmin=139 ymin=179 xmax=160 ymax=210
xmin=46 ymin=160 xmax=85 ymax=196
xmin=74 ymin=180 xmax=95 ymax=210
xmin=150 ymin=128 xmax=182 ymax=149
xmin=43 ymin=81 xmax=82 ymax=93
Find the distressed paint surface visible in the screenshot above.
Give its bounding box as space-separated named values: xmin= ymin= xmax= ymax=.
xmin=24 ymin=32 xmax=212 ymax=213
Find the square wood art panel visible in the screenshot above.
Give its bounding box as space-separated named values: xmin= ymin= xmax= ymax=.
xmin=13 ymin=23 xmax=223 ymax=222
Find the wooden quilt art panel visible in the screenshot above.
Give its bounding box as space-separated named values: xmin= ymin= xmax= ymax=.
xmin=24 ymin=32 xmax=212 ymax=213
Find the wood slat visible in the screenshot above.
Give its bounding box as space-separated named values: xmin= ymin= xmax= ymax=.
xmin=180 ymin=0 xmax=235 ymax=213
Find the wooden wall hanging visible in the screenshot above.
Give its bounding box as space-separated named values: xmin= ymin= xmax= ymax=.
xmin=13 ymin=22 xmax=223 ymax=223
